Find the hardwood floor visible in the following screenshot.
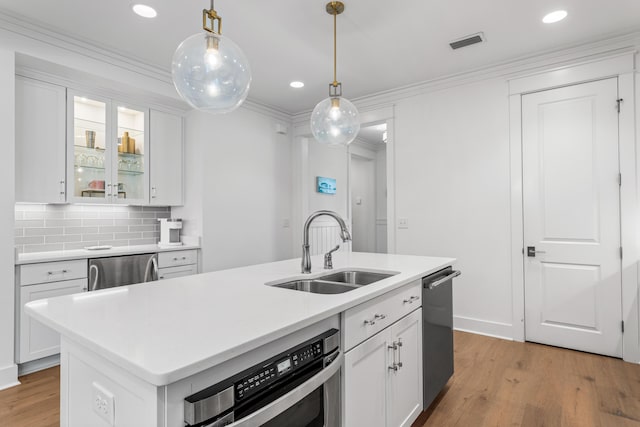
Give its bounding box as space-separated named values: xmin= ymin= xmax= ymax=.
xmin=414 ymin=332 xmax=640 ymax=427
xmin=0 ymin=365 xmax=59 ymax=427
xmin=1 ymin=332 xmax=639 ymax=426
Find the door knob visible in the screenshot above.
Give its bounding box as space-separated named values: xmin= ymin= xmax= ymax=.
xmin=527 ymin=246 xmax=546 ymax=257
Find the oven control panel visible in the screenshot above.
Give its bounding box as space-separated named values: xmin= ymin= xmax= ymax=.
xmin=235 ymin=341 xmax=323 ymax=401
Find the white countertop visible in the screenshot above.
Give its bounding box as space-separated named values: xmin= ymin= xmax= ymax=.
xmin=25 ymin=252 xmax=454 ymax=386
xmin=16 ymin=243 xmax=200 ymax=265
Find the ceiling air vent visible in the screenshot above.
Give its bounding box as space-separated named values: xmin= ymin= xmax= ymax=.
xmin=449 ymin=32 xmax=485 ymax=50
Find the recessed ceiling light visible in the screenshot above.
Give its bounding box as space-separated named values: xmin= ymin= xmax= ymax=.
xmin=132 ymin=4 xmax=157 ymax=19
xmin=542 ymin=10 xmax=567 ymax=24
xmin=290 ymin=81 xmax=305 ymax=89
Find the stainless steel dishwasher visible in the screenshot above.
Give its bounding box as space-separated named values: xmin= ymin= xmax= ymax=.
xmin=88 ymin=253 xmax=158 ymax=291
xmin=422 ymin=267 xmax=461 ymax=409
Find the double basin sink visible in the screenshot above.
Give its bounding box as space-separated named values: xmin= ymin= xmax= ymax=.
xmin=270 ymin=270 xmax=398 ymax=295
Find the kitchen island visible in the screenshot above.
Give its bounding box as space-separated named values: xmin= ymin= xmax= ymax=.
xmin=25 ymin=252 xmax=455 ymax=426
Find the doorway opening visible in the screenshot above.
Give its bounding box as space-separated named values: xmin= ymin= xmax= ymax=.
xmin=349 ymin=122 xmax=387 ymax=253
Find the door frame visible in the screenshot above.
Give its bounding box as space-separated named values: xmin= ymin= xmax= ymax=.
xmin=508 ymin=51 xmax=639 ymax=363
xmin=292 ymin=106 xmax=397 ymax=254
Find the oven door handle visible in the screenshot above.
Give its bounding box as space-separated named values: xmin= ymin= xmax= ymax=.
xmin=227 ymin=351 xmax=343 ymax=427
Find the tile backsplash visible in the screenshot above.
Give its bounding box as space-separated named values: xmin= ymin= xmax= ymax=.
xmin=15 ymin=204 xmax=171 ymax=254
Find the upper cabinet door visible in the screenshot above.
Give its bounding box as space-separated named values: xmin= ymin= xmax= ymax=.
xmin=150 ymin=110 xmax=183 ymax=206
xmin=67 ymin=91 xmax=112 ymax=203
xmin=114 ymin=102 xmax=149 ymax=205
xmin=15 ymin=77 xmax=67 ymax=203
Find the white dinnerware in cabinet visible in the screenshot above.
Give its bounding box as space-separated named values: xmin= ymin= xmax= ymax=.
xmin=15 ymin=77 xmax=67 ymax=203
xmin=66 ymin=91 xmax=150 ymax=205
xmin=150 ymin=110 xmax=183 ymax=206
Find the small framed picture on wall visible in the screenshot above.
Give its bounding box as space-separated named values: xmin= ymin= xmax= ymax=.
xmin=316 ymin=176 xmax=337 ymax=194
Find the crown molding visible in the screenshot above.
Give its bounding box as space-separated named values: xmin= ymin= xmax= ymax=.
xmin=239 ymin=98 xmax=294 ymax=123
xmin=0 ymin=8 xmax=295 ymax=123
xmin=3 ymin=6 xmax=639 ymax=125
xmin=293 ymin=30 xmax=640 ymax=124
xmin=0 ymin=8 xmax=172 ymax=83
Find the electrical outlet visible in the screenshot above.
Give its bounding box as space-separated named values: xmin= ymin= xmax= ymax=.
xmin=282 ymin=218 xmax=290 ymax=228
xmin=398 ymin=218 xmax=409 ymax=229
xmin=92 ymin=381 xmax=115 ymax=426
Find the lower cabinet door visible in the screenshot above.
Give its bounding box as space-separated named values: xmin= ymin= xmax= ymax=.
xmin=388 ymin=308 xmax=423 ymax=427
xmin=19 ymin=278 xmax=87 ymax=363
xmin=344 ymin=327 xmax=392 ymax=427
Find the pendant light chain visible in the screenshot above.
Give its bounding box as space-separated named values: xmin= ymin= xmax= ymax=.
xmin=333 ymin=6 xmax=338 ymax=87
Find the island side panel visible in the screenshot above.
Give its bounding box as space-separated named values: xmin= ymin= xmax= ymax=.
xmin=61 ymin=337 xmax=163 ymax=427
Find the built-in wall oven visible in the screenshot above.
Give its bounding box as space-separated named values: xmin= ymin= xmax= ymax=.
xmin=184 ymin=329 xmax=341 ymax=427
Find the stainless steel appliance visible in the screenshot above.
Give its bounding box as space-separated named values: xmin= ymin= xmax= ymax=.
xmin=422 ymin=267 xmax=461 ymax=409
xmin=184 ymin=329 xmax=342 ymax=427
xmin=88 ymin=253 xmax=158 ymax=291
xmin=158 ymin=218 xmax=183 ymax=247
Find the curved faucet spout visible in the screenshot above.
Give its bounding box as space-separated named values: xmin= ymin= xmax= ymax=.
xmin=301 ymin=210 xmax=351 ymax=274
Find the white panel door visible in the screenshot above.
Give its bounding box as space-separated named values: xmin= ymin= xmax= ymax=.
xmin=344 ymin=329 xmax=391 ymax=427
xmin=522 ymin=78 xmax=622 ymax=357
xmin=388 ymin=309 xmax=423 ymax=427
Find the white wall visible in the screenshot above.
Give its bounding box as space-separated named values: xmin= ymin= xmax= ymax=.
xmin=394 ymin=79 xmax=513 ymax=337
xmin=0 ymin=48 xmax=18 ymax=390
xmin=173 ymin=108 xmax=294 ymax=272
xmin=308 ymin=141 xmax=349 ymax=218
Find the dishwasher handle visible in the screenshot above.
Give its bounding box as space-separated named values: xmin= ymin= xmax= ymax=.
xmin=89 ymin=264 xmax=99 ymax=291
xmin=143 ymin=255 xmax=159 ymax=282
xmin=426 ymin=270 xmax=461 ymax=290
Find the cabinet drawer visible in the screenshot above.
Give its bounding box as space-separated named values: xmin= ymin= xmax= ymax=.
xmin=19 ymin=259 xmax=87 ymax=286
xmin=344 ymin=280 xmax=421 ymax=351
xmin=158 ymin=264 xmax=198 ymax=280
xmin=158 ymin=250 xmax=198 ymax=268
xmin=18 ymin=278 xmax=88 ymax=363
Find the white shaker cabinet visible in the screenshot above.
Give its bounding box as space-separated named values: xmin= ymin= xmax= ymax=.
xmin=18 ymin=278 xmax=87 ymax=363
xmin=15 ymin=77 xmax=67 ymax=203
xmin=150 ymin=110 xmax=183 ymax=206
xmin=388 ymin=309 xmax=423 ymax=427
xmin=344 ymin=327 xmax=391 ymax=427
xmin=344 ymin=301 xmax=423 ymax=427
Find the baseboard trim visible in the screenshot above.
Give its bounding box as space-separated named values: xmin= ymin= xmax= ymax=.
xmin=453 ymin=315 xmax=514 ymax=341
xmin=18 ymin=354 xmax=60 ymax=376
xmin=0 ymin=363 xmax=19 ymax=391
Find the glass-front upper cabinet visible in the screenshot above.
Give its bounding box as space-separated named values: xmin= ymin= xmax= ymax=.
xmin=67 ymin=91 xmax=149 ymax=204
xmin=115 ymin=104 xmax=147 ymax=202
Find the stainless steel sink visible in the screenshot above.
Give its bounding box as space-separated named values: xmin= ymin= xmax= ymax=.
xmin=272 ymin=280 xmax=359 ymax=294
xmin=316 ymin=270 xmax=397 ymax=285
xmin=269 ymin=270 xmax=399 ymax=295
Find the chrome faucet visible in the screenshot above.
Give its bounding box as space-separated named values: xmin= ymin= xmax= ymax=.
xmin=301 ymin=210 xmax=352 ymax=274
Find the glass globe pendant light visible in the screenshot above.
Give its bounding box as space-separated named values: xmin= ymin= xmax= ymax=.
xmin=172 ymin=0 xmax=251 ymax=113
xmin=310 ymin=1 xmax=360 ymax=145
